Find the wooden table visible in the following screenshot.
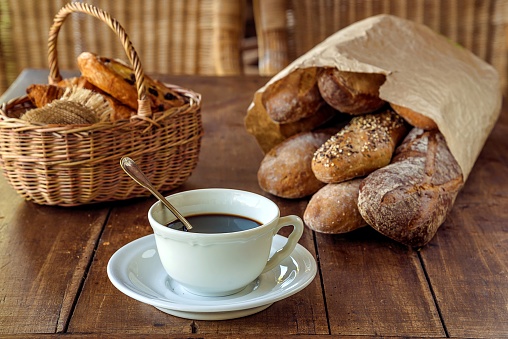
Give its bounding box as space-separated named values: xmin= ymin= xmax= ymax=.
xmin=0 ymin=70 xmax=506 ymax=338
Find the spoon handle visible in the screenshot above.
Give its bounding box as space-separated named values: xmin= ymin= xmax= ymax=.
xmin=120 ymin=157 xmax=193 ymax=230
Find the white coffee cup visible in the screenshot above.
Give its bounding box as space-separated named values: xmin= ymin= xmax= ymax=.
xmin=148 ymin=188 xmax=304 ymax=297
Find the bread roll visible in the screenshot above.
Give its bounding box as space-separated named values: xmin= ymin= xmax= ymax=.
xmin=257 ymin=131 xmax=332 ymax=198
xmin=390 ymin=103 xmax=438 ymax=130
xmin=317 ymin=68 xmax=386 ymax=115
xmin=77 ymin=52 xmax=187 ymax=111
xmin=312 ymin=109 xmax=408 ymax=183
xmin=304 ymin=179 xmax=367 ymax=234
xmin=357 ymin=128 xmax=464 ymax=247
xmin=261 ymin=67 xmax=325 ymax=123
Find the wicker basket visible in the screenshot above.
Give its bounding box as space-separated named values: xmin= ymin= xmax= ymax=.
xmin=0 ymin=2 xmax=203 ymax=206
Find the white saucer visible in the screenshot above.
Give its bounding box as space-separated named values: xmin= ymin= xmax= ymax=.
xmin=107 ymin=234 xmax=317 ymax=320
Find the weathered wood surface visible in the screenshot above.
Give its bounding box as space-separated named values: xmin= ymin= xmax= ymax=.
xmin=0 ymin=70 xmax=506 ymax=338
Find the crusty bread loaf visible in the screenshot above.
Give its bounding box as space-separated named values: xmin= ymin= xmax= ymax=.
xmin=261 ymin=67 xmax=325 ymax=123
xmin=312 ymin=109 xmax=408 ymax=183
xmin=257 ymin=131 xmax=332 ymax=198
xmin=245 ymin=91 xmax=341 ymax=154
xmin=77 ymin=52 xmax=187 ymax=112
xmin=357 ymin=128 xmax=464 ymax=247
xmin=304 ymin=179 xmax=367 ymax=234
xmin=390 ymin=103 xmax=438 ymax=130
xmin=317 ymin=68 xmax=386 ymax=115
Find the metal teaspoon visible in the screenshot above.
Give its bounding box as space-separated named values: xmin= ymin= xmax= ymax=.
xmin=120 ymin=156 xmax=193 ymax=231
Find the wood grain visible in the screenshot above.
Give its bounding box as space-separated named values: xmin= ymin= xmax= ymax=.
xmin=0 ymin=195 xmax=108 ymax=334
xmin=0 ymin=71 xmax=507 ymax=337
xmin=419 ymin=104 xmax=508 ymax=338
xmin=317 ymin=227 xmax=445 ymax=337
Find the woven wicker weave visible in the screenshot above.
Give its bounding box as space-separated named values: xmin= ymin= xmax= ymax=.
xmin=254 ymin=0 xmax=508 ymax=96
xmin=0 ymin=2 xmax=203 ymax=206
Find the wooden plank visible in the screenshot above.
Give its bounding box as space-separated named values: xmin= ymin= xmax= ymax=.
xmin=0 ymin=175 xmax=108 ymax=334
xmin=419 ymin=106 xmax=508 ymax=338
xmin=0 ymin=69 xmax=110 ymax=334
xmin=68 ymin=197 xmax=196 ymax=334
xmin=317 ymin=226 xmax=445 ymax=337
xmin=0 ymin=334 xmax=455 ymax=339
xmin=68 ymin=76 xmax=328 ymax=335
xmin=3 ymin=71 xmax=505 ymax=337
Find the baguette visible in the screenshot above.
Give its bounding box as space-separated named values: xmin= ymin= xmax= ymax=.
xmin=261 ymin=67 xmax=325 ymax=123
xmin=312 ymin=109 xmax=408 ymax=183
xmin=304 ymin=179 xmax=367 ymax=234
xmin=357 ymin=128 xmax=464 ymax=247
xmin=257 ymin=131 xmax=332 ymax=198
xmin=390 ymin=103 xmax=438 ymax=130
xmin=317 ymin=68 xmax=386 ymax=115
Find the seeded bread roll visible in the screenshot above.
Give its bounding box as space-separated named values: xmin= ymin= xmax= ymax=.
xmin=317 ymin=68 xmax=386 ymax=115
xmin=312 ymin=109 xmax=408 ymax=184
xmin=390 ymin=103 xmax=438 ymax=130
xmin=304 ymin=179 xmax=367 ymax=234
xmin=358 ymin=128 xmax=464 ymax=247
xmin=77 ymin=52 xmax=187 ymax=112
xmin=257 ymin=131 xmax=332 ymax=198
xmin=261 ymin=67 xmax=325 ymax=123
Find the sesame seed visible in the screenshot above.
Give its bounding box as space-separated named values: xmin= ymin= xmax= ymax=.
xmin=313 ymin=110 xmax=404 ymax=168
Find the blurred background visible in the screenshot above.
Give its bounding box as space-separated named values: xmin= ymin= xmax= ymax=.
xmin=1 ymin=0 xmax=507 ymax=96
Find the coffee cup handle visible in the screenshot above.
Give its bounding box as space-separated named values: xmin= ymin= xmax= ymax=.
xmin=262 ymin=215 xmax=304 ymax=273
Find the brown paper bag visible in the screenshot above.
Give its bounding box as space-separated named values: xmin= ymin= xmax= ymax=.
xmin=245 ymin=14 xmax=502 ymax=180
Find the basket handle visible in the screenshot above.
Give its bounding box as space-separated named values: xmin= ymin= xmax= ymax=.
xmin=47 ymin=2 xmax=151 ymax=118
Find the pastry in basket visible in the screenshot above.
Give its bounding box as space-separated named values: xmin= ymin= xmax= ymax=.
xmin=57 ymin=76 xmax=135 ymax=121
xmin=26 ymin=84 xmax=66 ymax=108
xmin=56 ymin=76 xmax=98 ymax=91
xmin=77 ymin=52 xmax=187 ymax=112
xmin=26 ymin=82 xmax=133 ymax=122
xmin=21 ymin=87 xmax=112 ymax=125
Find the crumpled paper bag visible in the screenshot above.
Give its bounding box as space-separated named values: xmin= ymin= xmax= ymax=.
xmin=245 ymin=14 xmax=502 ymax=180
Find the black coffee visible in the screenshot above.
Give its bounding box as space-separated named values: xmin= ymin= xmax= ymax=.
xmin=166 ymin=213 xmax=261 ymax=233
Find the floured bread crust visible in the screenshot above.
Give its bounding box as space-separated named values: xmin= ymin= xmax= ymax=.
xmin=358 ymin=128 xmax=464 ymax=247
